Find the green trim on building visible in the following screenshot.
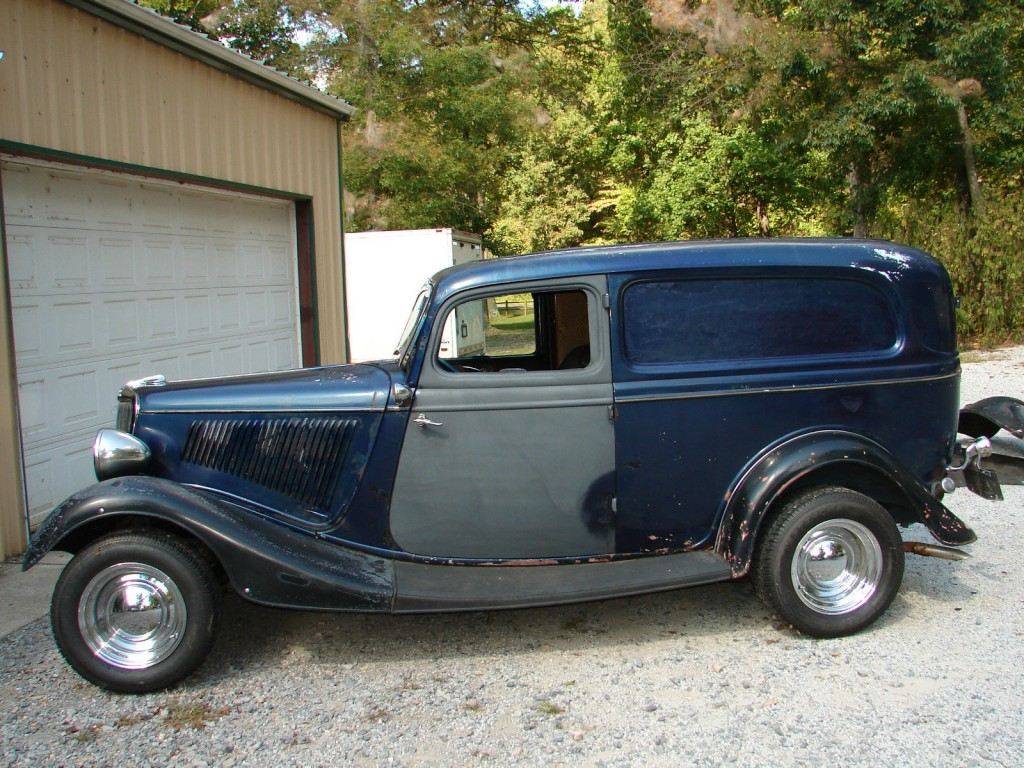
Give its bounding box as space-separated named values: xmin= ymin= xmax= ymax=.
xmin=0 ymin=140 xmax=312 ymax=202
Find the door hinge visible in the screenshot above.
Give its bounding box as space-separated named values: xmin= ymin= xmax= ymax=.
xmin=602 ymin=292 xmax=611 ymax=310
xmin=607 ymin=404 xmax=617 ymax=421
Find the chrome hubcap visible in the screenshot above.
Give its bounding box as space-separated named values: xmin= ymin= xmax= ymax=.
xmin=791 ymin=519 xmax=883 ymax=615
xmin=78 ymin=562 xmax=186 ymax=669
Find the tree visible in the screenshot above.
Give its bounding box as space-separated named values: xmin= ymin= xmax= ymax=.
xmin=314 ymin=0 xmax=591 ymax=248
xmin=759 ymin=0 xmax=1023 ymax=227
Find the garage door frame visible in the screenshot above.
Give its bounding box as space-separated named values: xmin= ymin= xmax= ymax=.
xmin=0 ymin=143 xmax=325 ymax=539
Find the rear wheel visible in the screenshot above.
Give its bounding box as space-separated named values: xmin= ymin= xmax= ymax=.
xmin=51 ymin=531 xmax=220 ymax=693
xmin=753 ymin=487 xmax=904 ymax=637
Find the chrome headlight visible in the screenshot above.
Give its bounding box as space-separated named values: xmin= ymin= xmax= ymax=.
xmin=94 ymin=429 xmax=151 ymax=481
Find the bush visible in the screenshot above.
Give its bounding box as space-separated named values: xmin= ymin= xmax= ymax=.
xmin=875 ymin=189 xmax=1024 ymax=344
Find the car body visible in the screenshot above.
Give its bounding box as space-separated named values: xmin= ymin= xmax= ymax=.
xmin=24 ymin=238 xmax=1011 ymax=692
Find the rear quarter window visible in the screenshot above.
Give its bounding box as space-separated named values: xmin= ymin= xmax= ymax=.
xmin=623 ymin=277 xmax=899 ymax=365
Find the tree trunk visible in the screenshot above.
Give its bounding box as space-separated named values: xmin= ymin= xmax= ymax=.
xmin=956 ymin=100 xmax=985 ymax=218
xmin=756 ymin=201 xmax=770 ymax=237
xmin=848 ymin=163 xmax=869 ymax=238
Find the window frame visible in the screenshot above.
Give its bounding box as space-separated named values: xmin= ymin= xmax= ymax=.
xmin=419 ymin=276 xmax=611 ymax=390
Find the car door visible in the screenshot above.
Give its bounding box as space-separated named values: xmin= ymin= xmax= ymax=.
xmin=388 ymin=275 xmax=615 ymax=559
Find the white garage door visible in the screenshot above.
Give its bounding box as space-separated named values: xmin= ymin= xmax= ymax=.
xmin=1 ymin=159 xmax=301 ymax=527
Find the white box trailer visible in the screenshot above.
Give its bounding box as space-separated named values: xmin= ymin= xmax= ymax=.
xmin=344 ymin=228 xmax=484 ymax=362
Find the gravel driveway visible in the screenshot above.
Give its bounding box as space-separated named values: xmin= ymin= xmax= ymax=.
xmin=3 ymin=350 xmax=1024 ymax=767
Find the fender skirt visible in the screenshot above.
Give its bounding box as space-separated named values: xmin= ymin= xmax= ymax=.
xmin=715 ymin=431 xmax=977 ymax=577
xmin=959 ymin=397 xmax=1024 ymax=439
xmin=21 ymin=476 xmax=394 ymax=612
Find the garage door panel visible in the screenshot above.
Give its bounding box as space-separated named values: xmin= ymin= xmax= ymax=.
xmin=146 ymin=296 xmax=178 ymax=340
xmin=185 ymin=349 xmax=214 ymax=379
xmin=57 ymin=369 xmax=101 ymax=427
xmin=10 ymin=302 xmax=42 ymax=359
xmin=0 ymin=163 xmax=34 ymax=222
xmin=16 ymin=376 xmax=46 ymax=436
xmin=92 ymin=179 xmax=133 ymax=229
xmin=3 ymin=160 xmax=302 ymax=528
xmin=268 ymin=244 xmax=291 ymax=279
xmin=105 ymin=298 xmax=141 ymax=346
xmin=181 ymin=243 xmax=210 ymax=283
xmin=23 ymin=456 xmax=56 ymax=522
xmin=244 ymin=290 xmax=269 ymax=326
xmin=137 ymin=184 xmax=176 ymax=231
xmin=214 ymin=244 xmax=241 ymax=281
xmin=185 ymin=295 xmax=212 ymax=335
xmin=99 ymin=237 xmax=135 ymax=285
xmin=24 ymin=441 xmax=95 ymax=522
xmin=247 ymin=340 xmax=269 ymax=373
xmin=142 ymin=240 xmax=175 ymax=284
xmin=220 ymin=344 xmax=244 ymax=376
xmin=270 ymin=336 xmax=297 ymax=370
xmin=55 ymin=300 xmax=96 ymax=352
xmin=241 ymin=243 xmax=266 ymax=280
xmin=5 ymin=233 xmax=37 ymax=288
xmin=41 ymin=171 xmax=89 ymax=226
xmin=215 ymin=292 xmax=242 ymax=332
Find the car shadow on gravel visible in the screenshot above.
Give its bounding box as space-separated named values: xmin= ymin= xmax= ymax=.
xmin=193 ymin=579 xmax=775 ymax=684
xmin=188 ymin=543 xmax=985 ymax=688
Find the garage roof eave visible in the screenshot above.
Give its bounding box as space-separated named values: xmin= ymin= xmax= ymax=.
xmin=63 ymin=0 xmax=355 ymax=121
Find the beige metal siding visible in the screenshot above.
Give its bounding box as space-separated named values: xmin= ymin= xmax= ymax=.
xmin=0 ymin=0 xmax=349 ymax=556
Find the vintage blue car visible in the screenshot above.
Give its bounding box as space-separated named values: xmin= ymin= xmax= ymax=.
xmin=23 ymin=239 xmax=1018 ymax=692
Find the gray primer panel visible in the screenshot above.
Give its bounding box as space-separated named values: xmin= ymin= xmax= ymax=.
xmin=389 ymin=402 xmax=615 ymax=558
xmin=391 ymin=274 xmax=616 ymax=559
xmin=393 ymin=551 xmax=732 ymax=612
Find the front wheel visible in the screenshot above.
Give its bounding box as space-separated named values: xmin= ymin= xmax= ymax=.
xmin=51 ymin=531 xmax=221 ymax=693
xmin=752 ymin=486 xmax=905 ymax=637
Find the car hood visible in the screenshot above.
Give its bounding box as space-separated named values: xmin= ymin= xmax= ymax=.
xmin=136 ymin=364 xmax=393 ymax=414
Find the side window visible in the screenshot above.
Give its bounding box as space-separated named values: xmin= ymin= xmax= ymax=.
xmin=437 ymin=289 xmax=591 ymax=373
xmin=623 ymin=277 xmax=898 ymax=365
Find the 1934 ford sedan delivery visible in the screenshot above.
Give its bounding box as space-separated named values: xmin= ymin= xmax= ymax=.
xmin=23 ymin=239 xmax=1015 ymax=692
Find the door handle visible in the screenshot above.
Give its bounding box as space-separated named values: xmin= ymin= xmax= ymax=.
xmin=413 ymin=413 xmax=443 ymax=428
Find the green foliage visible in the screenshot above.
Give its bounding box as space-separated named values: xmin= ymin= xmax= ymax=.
xmin=137 ymin=0 xmax=1024 ymax=342
xmin=875 ymin=189 xmax=1024 ymax=342
xmin=213 ymin=0 xmax=309 ymax=72
xmin=137 ymin=0 xmax=221 ymax=32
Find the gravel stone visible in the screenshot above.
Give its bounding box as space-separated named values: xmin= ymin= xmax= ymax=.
xmin=3 ymin=348 xmax=1024 ymax=766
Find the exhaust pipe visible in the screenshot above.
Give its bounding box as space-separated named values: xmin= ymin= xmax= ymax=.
xmin=903 ymin=542 xmax=971 ymax=561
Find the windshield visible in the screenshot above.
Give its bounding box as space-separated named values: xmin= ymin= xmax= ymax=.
xmin=395 ymin=284 xmax=431 ymax=366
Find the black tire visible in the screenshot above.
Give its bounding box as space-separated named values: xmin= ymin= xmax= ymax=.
xmin=51 ymin=531 xmax=221 ymax=693
xmin=752 ymin=486 xmax=905 ymax=638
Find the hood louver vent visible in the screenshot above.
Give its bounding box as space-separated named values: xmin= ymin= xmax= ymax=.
xmin=182 ymin=417 xmax=358 ymax=511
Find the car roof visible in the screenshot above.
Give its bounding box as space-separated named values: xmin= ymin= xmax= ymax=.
xmin=429 ymin=238 xmax=945 ymax=303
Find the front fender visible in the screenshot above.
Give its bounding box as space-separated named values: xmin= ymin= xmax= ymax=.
xmin=715 ymin=430 xmax=976 ymax=577
xmin=22 ymin=476 xmax=394 ymax=612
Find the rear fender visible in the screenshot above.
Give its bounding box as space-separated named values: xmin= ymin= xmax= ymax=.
xmin=22 ymin=476 xmax=394 ymax=612
xmin=959 ymin=396 xmax=1024 ymax=439
xmin=715 ymin=430 xmax=976 ymax=577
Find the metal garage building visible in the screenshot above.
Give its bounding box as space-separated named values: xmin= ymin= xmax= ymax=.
xmin=0 ymin=0 xmax=354 ymax=555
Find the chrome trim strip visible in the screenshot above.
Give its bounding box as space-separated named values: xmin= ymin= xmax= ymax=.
xmin=412 ymin=397 xmax=612 ymax=413
xmin=615 ymin=371 xmax=960 ymax=405
xmin=142 ymin=406 xmax=385 ymax=415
